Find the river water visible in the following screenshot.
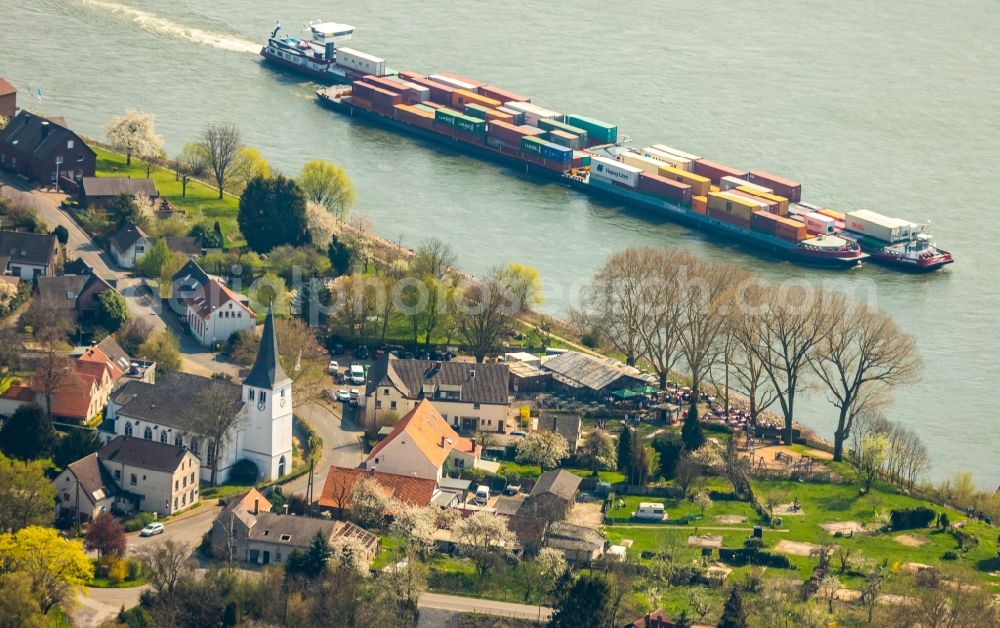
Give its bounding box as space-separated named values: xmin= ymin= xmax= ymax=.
xmin=2 ymin=0 xmax=998 ymax=486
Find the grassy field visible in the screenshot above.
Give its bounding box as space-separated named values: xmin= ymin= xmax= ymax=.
xmin=93 ymin=147 xmax=244 ymax=247
xmin=604 ymin=493 xmax=764 ymax=527
xmin=497 ymin=462 xmax=625 ymax=485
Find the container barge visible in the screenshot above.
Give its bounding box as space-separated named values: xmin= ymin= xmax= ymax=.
xmin=264 ymin=21 xmax=953 ymax=272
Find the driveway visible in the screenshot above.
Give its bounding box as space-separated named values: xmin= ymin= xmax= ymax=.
xmin=284 ymin=399 xmax=364 ymax=497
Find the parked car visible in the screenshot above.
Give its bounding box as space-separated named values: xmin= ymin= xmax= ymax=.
xmin=349 ymin=364 xmax=366 ymax=385
xmin=349 ymin=389 xmax=360 ymax=405
xmin=336 ymin=389 xmax=350 ymax=402
xmin=503 ymin=484 xmax=521 ymax=496
xmin=474 ymin=485 xmax=490 ymax=506
xmin=401 ymin=351 xmax=414 ymax=359
xmin=140 ymin=523 xmax=165 ymax=537
xmin=327 ymin=360 xmax=339 ymax=374
xmin=355 ymin=345 xmax=370 ymax=360
xmin=509 ymin=430 xmax=527 ymax=438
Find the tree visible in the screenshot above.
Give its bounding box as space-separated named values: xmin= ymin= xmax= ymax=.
xmin=298 ymin=159 xmax=356 ymax=220
xmin=238 ymin=174 xmax=309 ymax=253
xmin=142 ymin=539 xmax=191 ymax=598
xmin=115 ymin=316 xmax=154 ymax=357
xmin=228 ymin=146 xmax=271 ymax=195
xmin=452 ymin=265 xmax=525 ymax=363
xmin=515 ymin=430 xmax=569 ymax=470
xmin=189 ymin=223 xmax=224 ymax=249
xmin=695 ymin=490 xmax=713 ymax=516
xmin=227 ymin=317 xmax=327 ymax=406
xmin=681 ymin=401 xmax=705 ymax=451
xmin=136 ymin=237 xmax=171 ymax=278
xmin=0 ymin=573 xmax=46 ymax=628
xmin=98 ymin=289 xmax=130 ymax=332
xmin=198 ymin=122 xmax=244 ymax=199
xmin=0 ymin=404 xmax=56 ymax=460
xmin=412 ymin=237 xmax=457 ymax=279
xmin=250 ymin=272 xmax=288 ymax=312
xmin=580 ymin=248 xmax=656 ymax=366
xmin=451 ymin=511 xmax=516 ymax=581
xmin=811 ymin=299 xmax=922 ymax=461
xmin=327 ymin=234 xmax=355 ymax=276
xmin=578 ymin=430 xmax=616 ymax=473
xmin=350 ymin=477 xmax=390 ymax=528
xmin=193 ymin=380 xmax=246 ymax=487
xmin=104 ymin=110 xmax=163 ymax=167
xmin=52 ymin=225 xmax=68 ymax=245
xmin=285 ymin=530 xmax=332 ymax=579
xmin=0 ymin=526 xmax=93 ymax=614
xmin=0 ymin=454 xmax=56 ymax=532
xmin=717 ymin=587 xmax=747 ymax=628
xmin=503 ymin=262 xmax=543 ymax=310
xmin=53 ymin=428 xmax=102 ymax=469
xmin=818 ymin=574 xmax=841 ymax=614
xmin=389 ymin=504 xmax=438 ymax=556
xmin=138 ymin=330 xmax=181 ymax=371
xmin=174 ymin=142 xmax=208 ymax=197
xmin=535 ymin=546 xmax=569 ymax=581
xmin=305 ymin=200 xmax=338 ymax=248
xmin=859 ymin=432 xmax=889 ymax=492
xmin=550 ymin=573 xmax=613 ymax=628
xmin=84 ymin=512 xmax=127 ymax=558
xmin=616 ymin=425 xmax=633 ymax=475
xmin=675 ymin=454 xmax=701 ymax=498
xmin=639 ymin=249 xmax=689 ymax=388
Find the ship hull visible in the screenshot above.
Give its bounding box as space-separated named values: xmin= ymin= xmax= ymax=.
xmin=259 ymin=46 xmax=352 ymax=84
xmin=317 ymin=93 xmax=864 ymax=270
xmin=862 ymin=247 xmax=954 ymax=273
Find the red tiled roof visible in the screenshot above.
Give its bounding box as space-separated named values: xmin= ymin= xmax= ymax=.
xmin=0 ymin=79 xmax=14 ymax=97
xmin=1 ymin=382 xmax=34 ymax=402
xmin=186 ymin=279 xmax=251 ymax=321
xmin=78 ymin=346 xmax=124 ymax=381
xmin=318 ymin=465 xmax=437 ymax=510
xmin=25 ymin=359 xmax=110 ymax=421
xmin=366 ymin=399 xmax=481 ymax=468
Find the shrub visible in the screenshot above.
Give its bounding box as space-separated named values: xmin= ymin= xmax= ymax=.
xmin=125 ymin=558 xmax=143 ymax=581
xmin=123 ymin=512 xmax=155 ymax=533
xmin=942 ymin=550 xmax=958 ymax=560
xmin=108 ymin=559 xmax=128 ymax=584
xmin=890 ymin=507 xmax=936 ymax=530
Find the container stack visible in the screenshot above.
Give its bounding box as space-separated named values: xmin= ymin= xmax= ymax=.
xmin=694 ymin=160 xmax=749 ymax=185
xmin=565 ymin=115 xmax=617 ymax=145
xmin=748 ymin=171 xmax=802 ymax=203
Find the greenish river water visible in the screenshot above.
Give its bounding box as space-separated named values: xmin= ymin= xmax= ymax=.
xmin=2 ymin=0 xmax=997 ymax=485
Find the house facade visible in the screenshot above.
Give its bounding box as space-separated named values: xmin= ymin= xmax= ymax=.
xmin=0 ymin=356 xmax=118 ymax=423
xmin=79 ymin=176 xmax=158 ymax=209
xmin=364 ymin=356 xmax=511 ymax=434
xmin=317 ymin=465 xmax=449 ymax=516
xmin=364 ymin=399 xmax=482 ymax=481
xmin=0 ymin=111 xmax=95 ymax=188
xmin=36 ymin=273 xmax=114 ymax=323
xmin=172 ymin=260 xmax=254 ymax=348
xmin=108 ymin=223 xmax=152 ymax=269
xmin=0 ymin=230 xmax=58 ymax=279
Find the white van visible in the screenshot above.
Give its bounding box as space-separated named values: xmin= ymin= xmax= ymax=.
xmin=349 ymin=364 xmax=366 ymax=385
xmin=633 ymin=502 xmax=667 ymax=521
xmin=474 ymin=485 xmax=490 ymax=506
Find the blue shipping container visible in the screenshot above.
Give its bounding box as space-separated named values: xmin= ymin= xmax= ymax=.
xmin=540 ymin=142 xmax=572 ymax=161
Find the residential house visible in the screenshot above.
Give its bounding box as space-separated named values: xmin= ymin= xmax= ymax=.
xmin=626 ymin=610 xmax=675 ymax=628
xmin=84 ymin=335 xmax=156 ymax=384
xmin=101 ymin=306 xmax=292 ymax=482
xmin=108 ymin=222 xmax=152 ymax=269
xmin=437 ymin=510 xmax=548 ymax=557
xmin=79 ymin=176 xmax=158 ymax=208
xmin=365 ymin=355 xmax=511 ymax=433
xmin=53 ymin=435 xmax=201 ymax=520
xmin=544 ymin=521 xmax=606 ymax=563
xmin=35 ymin=273 xmax=114 ymax=323
xmin=517 ymin=469 xmax=581 ymax=523
xmin=0 ymin=78 xmax=15 ymax=119
xmin=164 ymin=236 xmax=201 ymax=259
xmin=0 ymin=230 xmax=59 ymax=279
xmin=0 ymin=111 xmax=95 ymax=188
xmin=0 ymin=356 xmax=118 ymax=423
xmin=364 ymin=399 xmax=482 ymax=481
xmin=318 ymin=465 xmax=453 ymax=517
xmin=210 ymin=488 xmax=378 ymax=567
xmin=536 ymin=413 xmax=582 ymax=453
xmin=171 ymin=259 xmax=254 ymax=348
xmin=540 ymin=350 xmax=656 ymax=397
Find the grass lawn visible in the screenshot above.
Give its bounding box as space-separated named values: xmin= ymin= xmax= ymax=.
xmin=201 ymin=483 xmax=254 ymax=500
xmin=371 ymin=535 xmax=405 ymax=571
xmin=88 ymin=558 xmax=148 ymax=588
xmin=93 ymin=147 xmax=244 ymax=247
xmin=604 ymin=494 xmax=764 ymax=527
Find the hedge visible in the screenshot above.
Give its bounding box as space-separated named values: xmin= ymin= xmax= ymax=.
xmin=890 ymin=507 xmax=936 ymax=530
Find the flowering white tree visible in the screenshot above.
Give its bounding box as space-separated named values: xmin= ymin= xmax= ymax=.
xmin=452 ymin=511 xmax=516 ymax=581
xmin=306 ymin=200 xmax=338 ymax=248
xmin=515 ymin=430 xmax=569 ymax=470
xmin=534 ymin=547 xmax=568 ymax=579
xmin=104 ymin=110 xmax=163 ymax=167
xmin=132 ymin=193 xmax=156 ymax=228
xmin=329 ymin=534 xmax=371 ymax=576
xmin=350 ymin=477 xmax=390 ymax=529
xmin=389 ymin=503 xmax=438 ymax=555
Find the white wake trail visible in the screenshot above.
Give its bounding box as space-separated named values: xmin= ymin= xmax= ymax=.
xmin=79 ymin=0 xmax=260 ymax=54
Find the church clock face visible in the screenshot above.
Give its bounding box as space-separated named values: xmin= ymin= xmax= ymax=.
xmin=279 ymin=398 xmax=286 ymax=408
xmin=257 ymin=398 xmax=266 ymax=411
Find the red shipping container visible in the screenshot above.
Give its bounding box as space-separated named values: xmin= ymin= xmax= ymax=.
xmin=693 ymin=159 xmax=748 ymax=185
xmin=751 ymin=210 xmax=782 ymax=234
xmin=361 ymin=75 xmax=405 ymax=95
xmin=708 ymin=206 xmax=751 ymax=229
xmin=351 ymin=81 xmax=378 ymax=101
xmin=400 ymin=75 xmax=454 ymax=105
xmin=350 ymin=96 xmax=372 ymax=111
xmin=638 ymin=172 xmax=692 ymax=205
xmin=749 ymin=170 xmax=802 ymax=203
xmin=488 ymin=120 xmax=540 ymax=145
xmin=727 ymin=189 xmax=779 ymax=213
xmin=479 ymin=84 xmax=531 ymax=104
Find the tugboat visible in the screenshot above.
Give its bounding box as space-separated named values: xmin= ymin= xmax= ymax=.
xmin=260 ymin=20 xmax=389 ymax=84
xmin=842 ymin=209 xmax=953 ymax=272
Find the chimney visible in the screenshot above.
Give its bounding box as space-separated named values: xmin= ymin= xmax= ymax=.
xmin=440 ymin=435 xmax=446 ymax=448
xmin=40 ymin=120 xmax=50 ymax=138
xmin=253 ymin=499 xmax=259 ymax=515
xmin=368 ymin=467 xmax=375 ymax=476
xmin=469 ymin=369 xmax=476 ymax=380
xmin=471 ymin=438 xmax=477 ymax=451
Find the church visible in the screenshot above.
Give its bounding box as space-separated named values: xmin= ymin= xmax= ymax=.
xmin=101 ymin=307 xmax=294 ymax=483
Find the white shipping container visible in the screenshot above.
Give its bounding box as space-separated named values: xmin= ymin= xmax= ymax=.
xmin=591 ymin=156 xmax=642 ymax=188
xmin=430 ymin=74 xmax=477 ymax=92
xmin=641 ymin=147 xmax=693 ymax=171
xmin=802 ymin=212 xmax=836 ymax=235
xmin=334 ymin=47 xmax=386 ymax=75
xmin=504 ymin=101 xmax=564 ymax=123
xmin=385 ymin=78 xmax=430 ymax=102
xmin=620 ymin=152 xmax=663 ymax=174
xmin=845 ymin=209 xmax=911 ymax=243
xmin=723 ymin=177 xmax=773 ymax=194
xmin=650 ymin=144 xmax=702 ymax=162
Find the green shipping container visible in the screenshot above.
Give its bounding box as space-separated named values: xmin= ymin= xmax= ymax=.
xmin=522 ymin=135 xmax=546 ymax=155
xmin=454 ymin=114 xmax=486 ymax=135
xmin=566 ymin=114 xmax=618 ymax=144
xmin=414 ymin=104 xmax=435 ymax=113
xmin=464 ymin=103 xmax=490 ymax=117
xmin=435 ymin=107 xmax=461 ymax=126
xmin=538 ymin=118 xmax=589 ymax=141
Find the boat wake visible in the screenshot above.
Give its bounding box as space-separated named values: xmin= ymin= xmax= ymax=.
xmin=78 ymin=0 xmax=260 ymax=54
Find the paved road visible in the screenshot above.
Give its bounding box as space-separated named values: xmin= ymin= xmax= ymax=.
xmin=417 ymin=592 xmax=553 ymax=622
xmin=284 ymin=399 xmax=364 ymax=498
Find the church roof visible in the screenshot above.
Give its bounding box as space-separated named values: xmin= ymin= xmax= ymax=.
xmin=243 ymin=304 xmax=289 ymax=389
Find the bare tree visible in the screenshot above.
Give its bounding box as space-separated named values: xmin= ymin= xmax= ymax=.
xmin=142 ymin=540 xmax=192 ymax=598
xmin=581 ymin=248 xmax=656 ymax=366
xmin=811 ymin=298 xmax=922 ymax=461
xmin=412 ymin=237 xmax=457 ymax=280
xmin=174 ymin=142 xmax=208 ymax=198
xmin=194 ymin=381 xmax=246 ymax=486
xmin=638 ymin=249 xmax=688 ymax=389
xmin=198 ymin=122 xmax=244 ymax=199
xmin=452 ymin=266 xmax=521 ymax=363
xmin=730 ymin=296 xmax=778 ymax=427
xmin=22 ymin=297 xmax=77 ymax=419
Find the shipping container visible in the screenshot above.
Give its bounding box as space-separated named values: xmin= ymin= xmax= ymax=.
xmin=393 ymin=104 xmax=435 ymax=129
xmin=434 ymin=107 xmax=461 ymax=127
xmin=399 ymin=74 xmax=455 ymax=105
xmin=522 ymin=135 xmax=546 ymax=155
xmin=707 ymin=205 xmax=751 ymax=229
xmin=751 ymin=210 xmax=781 ymax=234
xmin=487 ymin=120 xmax=542 ymax=144
xmin=573 ymin=151 xmax=592 ymax=167
xmin=694 ymin=160 xmax=749 ymax=185
xmin=547 ymin=129 xmax=581 ymax=150
xmin=540 ymin=142 xmax=572 ymax=161
xmin=641 ymin=147 xmax=693 ymax=171
xmin=430 ymin=73 xmax=478 ymax=92
xmin=361 ymin=75 xmax=406 ymax=97
xmin=818 ymin=208 xmax=845 ymax=221
xmin=774 ymin=216 xmax=808 ymax=242
xmin=464 ymin=103 xmax=513 ymax=123
xmin=707 ymin=191 xmax=761 ymax=223
xmin=802 ymin=212 xmax=836 ymax=235
xmin=421 ymin=101 xmax=444 ymax=110
xmin=479 ymin=84 xmax=530 ymax=104
xmin=350 ymin=81 xmax=378 ymax=102
xmin=452 ymin=88 xmax=502 ymax=110
xmin=726 ymin=189 xmax=780 ymax=214
xmin=844 ymin=209 xmax=912 ymax=243
xmin=537 ymin=118 xmax=589 ymax=140
xmin=692 ymin=195 xmax=708 ymax=215
xmin=590 ymin=155 xmax=642 ymax=187
xmin=657 ymin=165 xmax=711 ymax=197
xmin=335 ymin=47 xmax=386 ymax=75
xmin=496 ymin=106 xmax=525 ymax=125
xmin=619 ymin=152 xmax=663 ymax=175
xmin=436 ymin=72 xmax=487 ymax=90
xmin=453 ymin=114 xmax=486 ymax=136
xmin=385 ymin=78 xmax=430 ymax=102
xmin=650 ymin=144 xmax=702 ymax=162
xmin=720 ymin=176 xmax=772 ymax=194
xmin=736 ymin=187 xmax=789 ymax=215
xmin=638 ymin=172 xmax=692 ymax=204
xmin=504 ymin=101 xmax=563 ymax=126
xmin=748 ymin=170 xmax=802 ymax=203
xmin=565 ymin=115 xmax=618 ymax=145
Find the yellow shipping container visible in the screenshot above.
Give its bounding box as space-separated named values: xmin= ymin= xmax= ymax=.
xmin=818 ymin=208 xmax=845 ymax=221
xmin=658 ymin=165 xmax=710 ymax=196
xmin=620 ymin=152 xmax=663 ymax=174
xmin=692 ymin=195 xmax=708 ymax=214
xmin=452 ymin=88 xmax=502 ymax=110
xmin=708 ymin=192 xmax=760 ymax=222
xmin=710 ymin=185 xmax=720 ymax=193
xmin=736 ymin=186 xmax=789 ymax=215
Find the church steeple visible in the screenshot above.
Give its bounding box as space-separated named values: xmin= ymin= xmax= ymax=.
xmin=243 ymin=304 xmax=289 ymax=389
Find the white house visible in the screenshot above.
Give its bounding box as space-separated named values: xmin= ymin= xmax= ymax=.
xmin=365 ymin=399 xmax=482 ymax=481
xmin=101 ymin=306 xmax=293 ymax=483
xmin=364 ymin=356 xmax=511 ymax=434
xmin=171 ymin=259 xmax=255 ymax=348
xmin=108 ymin=222 xmax=152 ymax=269
xmin=0 ymin=230 xmax=58 ymax=279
